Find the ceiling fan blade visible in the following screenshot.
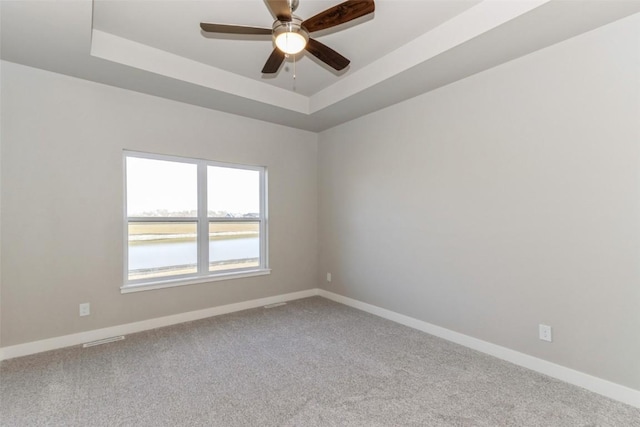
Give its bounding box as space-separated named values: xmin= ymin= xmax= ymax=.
xmin=200 ymin=23 xmax=272 ymax=35
xmin=302 ymin=0 xmax=375 ymax=33
xmin=305 ymin=38 xmax=350 ymax=71
xmin=265 ymin=0 xmax=292 ymax=21
xmin=262 ymin=48 xmax=286 ymax=73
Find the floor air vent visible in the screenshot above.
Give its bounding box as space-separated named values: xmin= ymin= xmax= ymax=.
xmin=264 ymin=302 xmax=287 ymax=309
xmin=82 ymin=335 xmax=125 ymax=348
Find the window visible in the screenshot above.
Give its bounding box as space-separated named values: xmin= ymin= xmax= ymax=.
xmin=123 ymin=151 xmax=268 ymax=292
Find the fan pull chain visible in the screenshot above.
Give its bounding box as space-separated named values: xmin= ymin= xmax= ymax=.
xmin=293 ymin=54 xmax=297 ymax=92
xmin=290 ymin=0 xmax=296 ymax=92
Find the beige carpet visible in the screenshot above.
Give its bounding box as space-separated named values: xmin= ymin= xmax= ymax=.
xmin=1 ymin=297 xmax=639 ymax=426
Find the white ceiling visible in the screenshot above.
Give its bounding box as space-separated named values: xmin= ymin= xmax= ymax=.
xmin=2 ymin=0 xmax=640 ymax=132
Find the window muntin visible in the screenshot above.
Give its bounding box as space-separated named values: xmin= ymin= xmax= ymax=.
xmin=124 ymin=152 xmax=267 ymax=289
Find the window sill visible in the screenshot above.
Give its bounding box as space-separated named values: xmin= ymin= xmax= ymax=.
xmin=121 ymin=269 xmax=271 ymax=294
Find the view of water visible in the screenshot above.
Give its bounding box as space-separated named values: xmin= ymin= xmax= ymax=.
xmin=128 ymin=237 xmax=259 ymax=270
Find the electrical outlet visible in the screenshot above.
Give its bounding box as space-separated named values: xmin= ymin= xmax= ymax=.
xmin=326 ymin=272 xmax=332 ymax=282
xmin=539 ymin=324 xmax=552 ymax=342
xmin=79 ymin=303 xmax=91 ymax=317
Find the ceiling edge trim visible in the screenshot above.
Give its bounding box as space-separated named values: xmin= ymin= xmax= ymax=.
xmin=308 ymin=0 xmax=551 ymax=114
xmin=90 ymin=29 xmax=310 ymax=114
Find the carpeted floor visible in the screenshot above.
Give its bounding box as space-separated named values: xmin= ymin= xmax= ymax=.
xmin=1 ymin=296 xmax=638 ymax=426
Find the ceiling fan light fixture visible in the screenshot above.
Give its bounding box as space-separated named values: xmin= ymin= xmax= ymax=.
xmin=275 ymin=31 xmax=307 ymax=54
xmin=273 ymin=17 xmax=308 ymax=55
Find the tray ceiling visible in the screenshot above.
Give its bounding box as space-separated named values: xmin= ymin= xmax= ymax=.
xmin=2 ymin=0 xmax=640 ymax=131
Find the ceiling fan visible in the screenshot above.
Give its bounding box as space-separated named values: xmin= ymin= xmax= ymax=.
xmin=200 ymin=0 xmax=375 ymax=74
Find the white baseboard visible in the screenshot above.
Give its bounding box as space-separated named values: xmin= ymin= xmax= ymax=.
xmin=317 ymin=289 xmax=640 ymax=409
xmin=2 ymin=287 xmax=638 ymax=409
xmin=0 ymin=288 xmax=319 ymax=361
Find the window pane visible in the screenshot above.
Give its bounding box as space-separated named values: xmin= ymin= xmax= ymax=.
xmin=128 ymin=222 xmax=197 ymax=280
xmin=208 ymin=166 xmax=260 ymax=218
xmin=127 ymin=157 xmax=197 ymax=217
xmin=209 ymin=222 xmax=260 ymax=272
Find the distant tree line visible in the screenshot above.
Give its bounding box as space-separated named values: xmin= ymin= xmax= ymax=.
xmin=133 ymin=209 xmax=257 ymax=218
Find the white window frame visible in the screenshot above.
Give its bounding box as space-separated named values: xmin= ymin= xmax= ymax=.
xmin=122 ymin=151 xmax=269 ymax=293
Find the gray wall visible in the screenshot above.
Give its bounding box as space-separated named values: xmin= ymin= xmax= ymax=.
xmin=318 ymin=13 xmax=640 ymax=390
xmin=0 ymin=61 xmax=318 ymax=347
xmin=2 ymin=9 xmax=639 ymax=394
